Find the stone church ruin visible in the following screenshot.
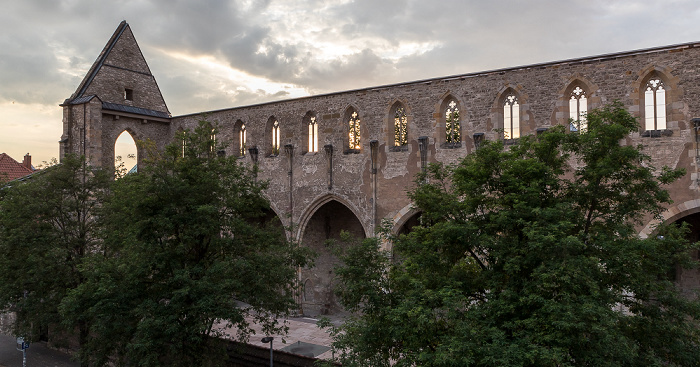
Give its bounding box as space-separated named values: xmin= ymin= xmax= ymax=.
xmin=61 ymin=21 xmax=700 ymax=315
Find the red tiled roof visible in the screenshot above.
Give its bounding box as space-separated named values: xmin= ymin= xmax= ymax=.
xmin=0 ymin=153 xmax=34 ymax=182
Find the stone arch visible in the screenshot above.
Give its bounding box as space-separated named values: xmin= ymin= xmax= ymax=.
xmin=265 ymin=116 xmax=281 ymax=156
xmin=632 ymin=65 xmax=684 ymax=132
xmin=639 ymin=199 xmax=700 ymax=239
xmin=436 ymin=92 xmax=466 ymax=148
xmin=391 ymin=202 xmax=422 ymax=236
xmin=233 ymin=119 xmax=246 ymax=157
xmin=556 ymin=76 xmax=602 ymax=128
xmin=296 ymin=194 xmax=369 ymax=241
xmin=491 ymin=85 xmax=530 ymax=140
xmin=301 ymin=111 xmax=318 ymax=154
xmin=113 ymin=128 xmax=139 ymax=174
xmin=385 ymin=99 xmax=412 ymax=151
xmin=297 ymin=194 xmax=367 ymax=316
xmin=343 ymin=104 xmax=362 ymax=153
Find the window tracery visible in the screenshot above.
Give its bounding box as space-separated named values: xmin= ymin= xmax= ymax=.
xmin=239 ymin=124 xmax=247 ymax=156
xmin=272 ymin=120 xmax=280 ymax=155
xmin=394 ymin=107 xmax=408 ymax=147
xmin=308 ymin=116 xmax=318 ymax=153
xmin=445 ymin=100 xmax=461 ymax=144
xmin=644 ymin=78 xmax=667 ymax=131
xmin=503 ymin=94 xmax=520 ymax=139
xmin=569 ymin=86 xmax=588 ymax=132
xmin=348 ymin=111 xmax=361 ymax=150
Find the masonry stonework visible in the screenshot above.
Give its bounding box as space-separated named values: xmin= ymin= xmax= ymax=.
xmin=61 ymin=21 xmax=700 ymax=314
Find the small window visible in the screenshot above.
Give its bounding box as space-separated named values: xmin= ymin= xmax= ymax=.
xmin=272 ymin=120 xmax=280 ymax=155
xmin=503 ymin=94 xmax=520 ymax=139
xmin=124 ymin=88 xmax=133 ymax=101
xmin=569 ymin=86 xmax=588 ymax=132
xmin=645 ymin=78 xmax=667 ymax=131
xmin=239 ymin=124 xmax=247 ymax=156
xmin=394 ymin=107 xmax=408 ymax=147
xmin=348 ymin=111 xmax=361 ymax=150
xmin=308 ymin=117 xmax=319 ymax=153
xmin=445 ymin=100 xmax=461 ymax=144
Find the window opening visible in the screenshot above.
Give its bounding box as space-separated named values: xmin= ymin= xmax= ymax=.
xmin=645 ymin=78 xmax=667 ymax=131
xmin=445 ymin=100 xmax=461 ymax=143
xmin=569 ymin=86 xmax=588 ymax=132
xmin=239 ymin=124 xmax=247 ymax=156
xmin=272 ymin=120 xmax=280 ymax=155
xmin=394 ymin=107 xmax=408 ymax=146
xmin=348 ymin=111 xmax=361 ymax=150
xmin=124 ymin=88 xmax=133 ymax=101
xmin=308 ymin=116 xmax=318 ymax=153
xmin=503 ymin=94 xmax=520 ymax=139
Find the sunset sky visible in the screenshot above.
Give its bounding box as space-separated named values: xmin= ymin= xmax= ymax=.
xmin=2 ymin=0 xmax=700 ymax=166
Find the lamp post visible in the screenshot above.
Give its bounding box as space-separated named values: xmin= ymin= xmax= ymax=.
xmin=261 ymin=337 xmax=274 ymax=367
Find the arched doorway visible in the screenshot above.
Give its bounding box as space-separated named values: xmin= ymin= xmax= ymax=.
xmin=669 ymin=212 xmax=700 ymax=297
xmin=300 ymin=200 xmax=366 ymax=316
xmin=115 ymin=130 xmax=137 ymax=176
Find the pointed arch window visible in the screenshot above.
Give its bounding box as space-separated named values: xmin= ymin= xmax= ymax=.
xmin=645 ymin=78 xmax=667 ymax=131
xmin=210 ymin=129 xmax=216 ymax=152
xmin=348 ymin=111 xmax=361 ymax=150
xmin=445 ymin=100 xmax=461 ymax=144
xmin=272 ymin=120 xmax=280 ymax=155
xmin=569 ymin=86 xmax=588 ymax=132
xmin=394 ymin=107 xmax=408 ymax=147
xmin=239 ymin=124 xmax=247 ymax=156
xmin=308 ymin=116 xmax=319 ymax=153
xmin=503 ymin=94 xmax=520 ymax=139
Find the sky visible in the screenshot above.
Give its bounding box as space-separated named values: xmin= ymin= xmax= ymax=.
xmin=2 ymin=0 xmax=700 ymax=167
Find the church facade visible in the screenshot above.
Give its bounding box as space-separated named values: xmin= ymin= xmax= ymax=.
xmin=60 ymin=21 xmax=700 ymax=315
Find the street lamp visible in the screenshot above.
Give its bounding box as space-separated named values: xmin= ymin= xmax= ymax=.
xmin=261 ymin=336 xmax=274 ymax=367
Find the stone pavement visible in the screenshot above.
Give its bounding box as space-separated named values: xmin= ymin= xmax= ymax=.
xmin=216 ymin=314 xmax=339 ymax=360
xmin=0 ymin=333 xmax=78 ymax=367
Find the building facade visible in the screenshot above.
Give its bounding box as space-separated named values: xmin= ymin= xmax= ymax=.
xmin=61 ymin=21 xmax=700 ymax=315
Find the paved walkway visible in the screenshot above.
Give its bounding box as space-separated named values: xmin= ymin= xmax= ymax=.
xmin=0 ymin=333 xmax=78 ymax=367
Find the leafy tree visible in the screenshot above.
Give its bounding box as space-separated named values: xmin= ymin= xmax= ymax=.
xmin=327 ymin=102 xmax=700 ymax=366
xmin=62 ymin=120 xmax=311 ymax=366
xmin=0 ymin=155 xmax=111 ymax=355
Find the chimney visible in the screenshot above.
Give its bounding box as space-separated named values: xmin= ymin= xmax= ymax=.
xmin=23 ymin=153 xmax=31 ymax=170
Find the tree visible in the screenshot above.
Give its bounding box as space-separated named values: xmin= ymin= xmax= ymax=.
xmin=327 ymin=102 xmax=700 ymax=366
xmin=0 ymin=155 xmax=111 ymax=356
xmin=62 ymin=120 xmax=311 ymax=366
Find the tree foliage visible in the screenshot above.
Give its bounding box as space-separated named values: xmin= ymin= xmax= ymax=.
xmin=0 ymin=155 xmax=111 ymax=353
xmin=59 ymin=120 xmax=310 ymax=366
xmin=328 ymin=102 xmax=700 ymax=366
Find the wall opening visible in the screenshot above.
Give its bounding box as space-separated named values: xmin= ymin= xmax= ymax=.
xmin=115 ymin=130 xmax=137 ymax=176
xmin=300 ymin=200 xmax=365 ymax=316
xmin=668 ymin=212 xmax=700 ymax=297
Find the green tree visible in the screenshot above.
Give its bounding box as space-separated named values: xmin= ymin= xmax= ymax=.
xmin=0 ymin=155 xmax=111 ymax=356
xmin=328 ymin=102 xmax=700 ymax=366
xmin=62 ymin=120 xmax=311 ymax=366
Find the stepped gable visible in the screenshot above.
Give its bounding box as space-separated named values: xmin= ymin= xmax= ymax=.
xmin=64 ymin=20 xmax=170 ymax=117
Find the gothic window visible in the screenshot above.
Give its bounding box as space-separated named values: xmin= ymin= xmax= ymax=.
xmin=210 ymin=129 xmax=216 ymax=152
xmin=271 ymin=120 xmax=280 ymax=155
xmin=445 ymin=100 xmax=461 ymax=143
xmin=503 ymin=94 xmax=520 ymax=139
xmin=569 ymin=86 xmax=588 ymax=132
xmin=308 ymin=116 xmax=319 ymax=153
xmin=348 ymin=110 xmax=361 ymax=150
xmin=645 ymin=78 xmax=667 ymax=131
xmin=239 ymin=124 xmax=247 ymax=156
xmin=394 ymin=107 xmax=408 ymax=147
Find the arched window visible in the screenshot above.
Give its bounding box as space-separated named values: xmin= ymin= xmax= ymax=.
xmin=210 ymin=128 xmax=216 ymax=152
xmin=569 ymin=86 xmax=588 ymax=132
xmin=308 ymin=116 xmax=319 ymax=153
xmin=503 ymin=94 xmax=520 ymax=139
xmin=394 ymin=107 xmax=408 ymax=147
xmin=348 ymin=110 xmax=361 ymax=151
xmin=645 ymin=77 xmax=667 ymax=131
xmin=115 ymin=130 xmax=137 ymax=175
xmin=271 ymin=120 xmax=280 ymax=155
xmin=239 ymin=124 xmax=247 ymax=156
xmin=445 ymin=99 xmax=461 ymax=144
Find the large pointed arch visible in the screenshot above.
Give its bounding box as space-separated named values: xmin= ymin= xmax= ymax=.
xmin=114 ymin=129 xmax=138 ymax=175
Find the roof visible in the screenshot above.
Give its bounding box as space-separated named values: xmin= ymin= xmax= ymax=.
xmin=0 ymin=153 xmax=34 ymax=182
xmin=102 ymin=102 xmax=171 ymax=119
